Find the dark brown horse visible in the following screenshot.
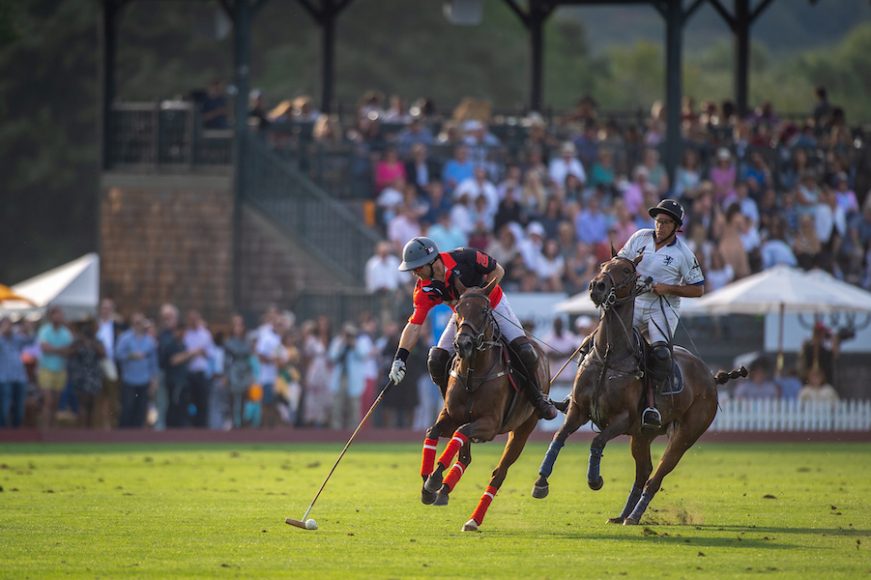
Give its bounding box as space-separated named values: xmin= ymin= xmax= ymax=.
xmin=419 ymin=288 xmax=550 ymax=532
xmin=531 ymin=252 xmax=745 ymax=525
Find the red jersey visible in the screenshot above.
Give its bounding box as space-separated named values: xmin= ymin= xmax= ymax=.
xmin=408 ymin=248 xmax=504 ymax=325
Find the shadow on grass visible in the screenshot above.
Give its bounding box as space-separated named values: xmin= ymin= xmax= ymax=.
xmin=689 ymin=524 xmax=871 ymax=537
xmin=499 ymin=529 xmax=802 ymax=550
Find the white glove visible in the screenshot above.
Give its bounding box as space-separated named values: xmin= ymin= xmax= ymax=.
xmin=389 ymin=359 xmax=407 ymax=385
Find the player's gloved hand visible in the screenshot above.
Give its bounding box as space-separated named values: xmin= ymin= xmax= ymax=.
xmin=422 ymin=280 xmax=447 ymax=302
xmin=389 ymin=359 xmax=406 ymax=384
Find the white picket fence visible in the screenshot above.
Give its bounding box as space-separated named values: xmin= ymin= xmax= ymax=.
xmin=710 ymin=399 xmax=871 ymax=432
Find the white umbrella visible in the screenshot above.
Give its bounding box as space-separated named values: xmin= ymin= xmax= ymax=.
xmin=693 ymin=265 xmax=871 ymax=373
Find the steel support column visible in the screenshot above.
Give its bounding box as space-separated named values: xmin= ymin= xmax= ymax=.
xmin=734 ymin=0 xmax=750 ymax=116
xmin=321 ymin=1 xmax=336 ymax=113
xmin=232 ymin=0 xmax=252 ymax=311
xmin=663 ymin=0 xmax=683 ymax=185
xmin=100 ymin=0 xmax=120 ymax=169
xmin=529 ymin=6 xmax=545 ymax=112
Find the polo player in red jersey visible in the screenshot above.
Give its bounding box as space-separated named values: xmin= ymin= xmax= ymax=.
xmin=387 ymin=236 xmax=557 ymax=420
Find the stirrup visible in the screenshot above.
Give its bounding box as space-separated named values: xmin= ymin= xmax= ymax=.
xmin=641 ymin=407 xmax=661 ymax=429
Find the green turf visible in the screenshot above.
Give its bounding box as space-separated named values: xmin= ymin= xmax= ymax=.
xmin=0 ymin=440 xmax=869 ymax=578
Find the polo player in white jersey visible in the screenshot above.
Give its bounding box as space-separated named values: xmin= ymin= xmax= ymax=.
xmin=617 ymin=199 xmax=705 ymax=427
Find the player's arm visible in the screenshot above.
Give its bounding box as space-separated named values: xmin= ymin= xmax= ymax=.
xmin=389 ymin=321 xmax=423 ymax=385
xmin=651 ymin=282 xmax=704 ymax=298
xmin=481 ymin=263 xmax=505 ymax=296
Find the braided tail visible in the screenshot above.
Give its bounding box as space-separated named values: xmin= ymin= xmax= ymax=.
xmin=713 ymin=366 xmax=748 ymax=385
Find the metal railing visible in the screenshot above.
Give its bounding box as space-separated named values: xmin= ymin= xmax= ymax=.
xmin=106 ymin=102 xmax=232 ymax=169
xmin=243 ymin=135 xmax=381 ymax=283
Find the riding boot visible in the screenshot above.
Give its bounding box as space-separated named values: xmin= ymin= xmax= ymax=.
xmin=427 ymin=347 xmax=451 ymax=399
xmin=643 ymin=342 xmax=670 ymax=429
xmin=511 ymin=339 xmax=558 ymax=420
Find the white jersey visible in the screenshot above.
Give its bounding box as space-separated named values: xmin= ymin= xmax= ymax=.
xmin=618 ymin=229 xmax=704 ymax=313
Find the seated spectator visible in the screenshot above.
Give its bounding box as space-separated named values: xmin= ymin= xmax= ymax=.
xmin=793 ymin=214 xmax=822 ymax=270
xmin=564 ymin=241 xmax=598 ymax=295
xmin=405 ymin=143 xmax=439 ymax=194
xmin=536 ymin=239 xmax=565 ymax=292
xmin=467 ymin=220 xmax=491 ymax=251
xmin=455 ymin=165 xmax=499 ymax=218
xmin=796 ymin=171 xmax=822 ymax=216
xmin=449 ymin=191 xmax=475 ymax=237
xmin=397 ymin=117 xmax=434 ymax=157
xmin=674 ymin=149 xmax=701 ymax=201
xmin=312 ymin=114 xmax=343 ymax=144
xmin=833 ymin=172 xmax=858 ymax=216
xmin=641 ymin=147 xmax=669 ymax=196
xmin=588 ymin=148 xmax=616 ymax=193
xmin=521 ymin=169 xmax=548 ymax=216
xmin=518 ymin=221 xmax=546 ymax=273
xmin=775 ymin=366 xmax=802 ymax=401
xmin=387 ymin=205 xmax=422 ymax=250
xmin=760 ymin=217 xmax=798 ymax=269
xmin=575 ymin=196 xmax=609 ymax=250
xmin=549 ymin=142 xmax=586 ymax=190
xmin=709 ymin=148 xmax=736 ymax=205
xmin=539 ymin=197 xmax=566 ymax=240
xmin=469 ymin=195 xmax=495 ymax=233
xmin=365 ymin=241 xmax=407 ymax=294
xmin=441 ymin=144 xmax=475 ymax=194
xmin=420 ymin=180 xmax=452 ymax=226
xmin=376 ymin=178 xmax=405 ymax=228
xmin=493 ymin=184 xmax=527 ymax=233
xmin=719 ymin=205 xmax=751 ymax=280
xmin=374 ymin=147 xmax=406 ymax=193
xmin=486 ymin=224 xmax=520 ymax=272
xmin=733 ymin=357 xmax=779 ymax=400
xmin=609 ymin=200 xmax=637 ymax=250
xmin=798 ymin=367 xmax=839 ymax=404
xmin=706 ymin=250 xmax=735 ymax=292
xmin=740 ymin=151 xmax=772 ymax=193
xmin=622 ymin=166 xmax=648 ymax=218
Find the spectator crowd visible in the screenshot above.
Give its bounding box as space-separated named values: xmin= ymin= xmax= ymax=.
xmin=2 ymin=87 xmax=866 ymax=429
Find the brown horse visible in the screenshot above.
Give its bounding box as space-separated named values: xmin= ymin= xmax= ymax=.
xmin=531 ymin=252 xmax=745 ymax=525
xmin=419 ymin=288 xmax=550 ymax=532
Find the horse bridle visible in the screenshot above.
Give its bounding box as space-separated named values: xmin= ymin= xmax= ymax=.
xmin=592 ymin=256 xmax=643 ymax=311
xmin=455 ymin=292 xmax=501 ymax=352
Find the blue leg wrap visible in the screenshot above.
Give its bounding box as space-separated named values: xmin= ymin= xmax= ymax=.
xmin=538 ymin=438 xmax=565 ymax=478
xmin=587 ymin=446 xmax=603 ymax=484
xmin=620 ymin=485 xmax=644 ymax=519
xmin=627 ymin=490 xmax=655 ymax=521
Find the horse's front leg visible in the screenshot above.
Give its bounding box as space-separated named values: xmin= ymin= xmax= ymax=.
xmin=532 ymin=399 xmax=589 ymax=499
xmin=588 ymin=410 xmax=631 ymax=490
xmin=433 ymin=439 xmax=471 ymax=506
xmin=463 ymin=414 xmax=538 ymax=532
xmin=421 ymin=409 xmax=455 ymax=505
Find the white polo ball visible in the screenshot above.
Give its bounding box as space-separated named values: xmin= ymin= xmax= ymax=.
xmin=305 ymin=518 xmax=318 ymax=530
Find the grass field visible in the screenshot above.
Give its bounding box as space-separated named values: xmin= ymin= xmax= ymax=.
xmin=1 ymin=440 xmax=869 ymax=578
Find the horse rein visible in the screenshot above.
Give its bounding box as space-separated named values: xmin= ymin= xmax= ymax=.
xmin=455 ymin=292 xmax=502 ymax=352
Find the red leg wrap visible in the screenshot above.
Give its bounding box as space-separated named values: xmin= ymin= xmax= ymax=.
xmin=471 ymin=485 xmax=499 ymax=525
xmin=442 ymin=461 xmax=468 ymax=491
xmin=437 ymin=431 xmax=468 ymax=468
xmin=420 ymin=438 xmax=438 ymax=478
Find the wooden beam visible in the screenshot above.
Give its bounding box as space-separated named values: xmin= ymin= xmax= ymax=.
xmin=750 ymin=0 xmax=775 ymax=22
xmin=706 ymin=0 xmax=736 ymax=30
xmin=683 ymin=0 xmax=705 ymax=21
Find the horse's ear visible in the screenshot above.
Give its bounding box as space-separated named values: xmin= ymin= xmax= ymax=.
xmin=633 ymin=253 xmax=643 ymax=266
xmin=453 ymin=277 xmax=468 ymax=297
xmin=610 ymin=243 xmax=617 ymax=258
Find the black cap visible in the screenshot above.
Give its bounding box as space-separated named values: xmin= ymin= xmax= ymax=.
xmin=648 ymin=199 xmax=685 ymax=226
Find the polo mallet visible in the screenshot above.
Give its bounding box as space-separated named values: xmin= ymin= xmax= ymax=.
xmin=285 ymin=379 xmax=395 ymax=531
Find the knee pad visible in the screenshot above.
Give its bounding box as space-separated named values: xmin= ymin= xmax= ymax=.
xmin=511 ymin=338 xmax=539 ymax=371
xmin=648 ymin=342 xmax=672 ymax=381
xmin=427 ymin=347 xmax=451 ymax=386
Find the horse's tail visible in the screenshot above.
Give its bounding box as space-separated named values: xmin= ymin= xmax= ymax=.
xmin=713 ymin=366 xmax=748 ymax=385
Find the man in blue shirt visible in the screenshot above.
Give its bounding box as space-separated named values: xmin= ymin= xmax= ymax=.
xmin=0 ymin=318 xmax=31 ymax=428
xmin=116 ymin=313 xmax=159 ymax=428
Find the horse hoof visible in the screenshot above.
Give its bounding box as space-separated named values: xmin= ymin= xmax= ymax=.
xmin=424 ymin=474 xmax=443 ymax=493
xmin=588 ymin=477 xmax=604 ymax=491
xmin=462 ymin=519 xmax=479 ymax=532
xmin=531 ymin=484 xmax=549 ymax=499
xmin=623 ymin=517 xmax=640 ymax=526
xmin=607 ymin=517 xmax=624 ymax=524
xmin=421 ymin=488 xmax=437 ymax=505
xmin=433 ymin=491 xmax=450 ymax=506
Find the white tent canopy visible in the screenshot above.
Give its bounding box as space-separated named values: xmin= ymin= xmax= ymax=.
xmin=0 ymin=253 xmax=100 ymax=320
xmin=692 ymin=265 xmax=871 ymax=315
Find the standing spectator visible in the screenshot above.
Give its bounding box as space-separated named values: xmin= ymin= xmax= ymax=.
xmin=158 ymin=304 xmax=188 ymax=429
xmin=549 ymin=142 xmax=586 ymax=190
xmin=96 ymin=298 xmax=125 ymax=429
xmin=575 ymin=196 xmax=609 ymax=253
xmin=328 ymin=323 xmax=369 ymax=429
xmin=760 ymin=217 xmax=798 ymax=269
xmin=255 ymin=308 xmax=287 ymax=428
xmin=183 ymin=310 xmax=214 ymax=428
xmin=812 ymin=86 xmax=832 ymax=129
xmin=641 ymin=147 xmax=669 ymax=196
xmin=397 ymin=118 xmax=434 ymax=158
xmin=719 ymin=205 xmax=751 ymax=280
xmin=37 ymin=305 xmax=73 ymax=428
xmin=427 ymin=211 xmax=468 ymax=254
xmin=302 ymin=317 xmax=332 ymax=428
xmin=224 ymin=315 xmax=254 ymax=430
xmin=115 ymin=313 xmax=158 ymax=428
xmin=674 ymin=149 xmax=702 ymax=201
xmin=706 ymin=250 xmax=735 ymax=292
xmin=0 ymin=317 xmax=30 ymax=428
xmin=588 ymin=148 xmax=616 ymax=193
xmin=793 ymin=214 xmax=822 ymax=270
xmin=387 ymin=205 xmax=423 ymax=250
xmin=799 ymin=322 xmax=840 ymax=388
xmin=67 ymin=320 xmax=105 ymax=428
xmin=833 ymin=173 xmax=858 ymax=216
xmin=456 ymin=165 xmax=499 ymax=218
xmin=622 ymin=166 xmax=649 ymax=218
xmin=536 ymin=239 xmax=566 ymax=291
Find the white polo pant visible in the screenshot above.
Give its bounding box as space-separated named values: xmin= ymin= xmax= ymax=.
xmin=633 ymin=296 xmax=680 ymax=344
